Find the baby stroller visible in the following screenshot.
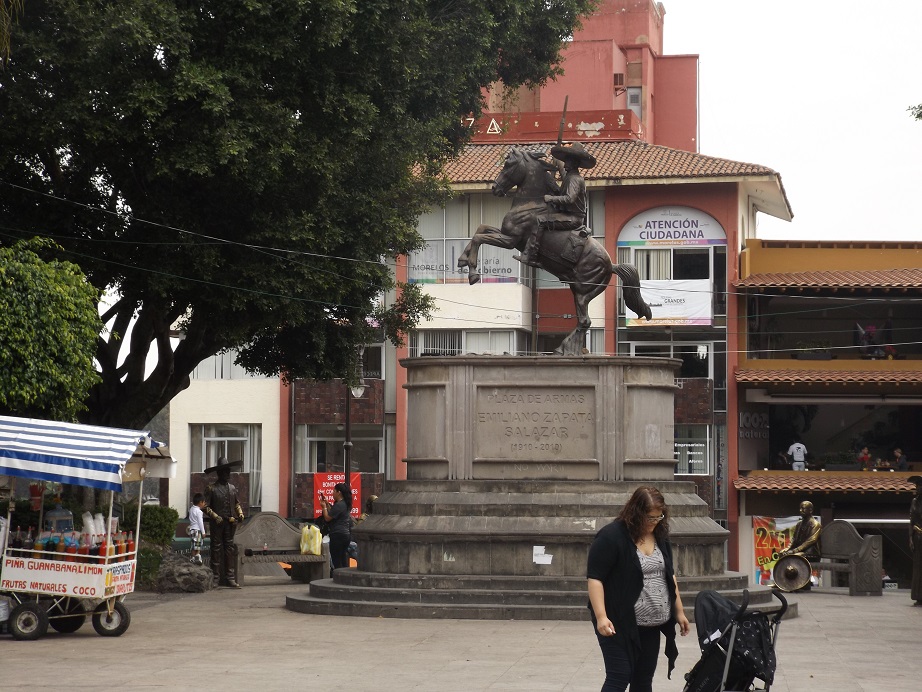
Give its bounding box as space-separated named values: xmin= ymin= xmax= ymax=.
xmin=683 ymin=588 xmax=788 ymax=692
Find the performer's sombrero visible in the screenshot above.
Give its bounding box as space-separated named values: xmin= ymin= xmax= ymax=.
xmin=909 ymin=475 xmax=922 ymax=486
xmin=204 ymin=456 xmax=244 ymax=474
xmin=550 ymin=142 xmax=596 ymax=169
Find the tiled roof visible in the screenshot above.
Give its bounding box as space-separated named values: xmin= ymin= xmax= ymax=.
xmin=736 ymin=269 xmax=922 ymax=289
xmin=735 ymin=471 xmax=918 ymax=493
xmin=736 ymin=369 xmax=922 ymax=385
xmin=443 ymin=141 xmax=778 ymax=185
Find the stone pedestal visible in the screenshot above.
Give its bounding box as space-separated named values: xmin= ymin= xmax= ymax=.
xmin=286 ymin=356 xmax=786 ymax=620
xmin=403 ymin=355 xmax=679 ymax=482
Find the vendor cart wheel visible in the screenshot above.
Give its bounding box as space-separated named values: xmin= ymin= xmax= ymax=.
xmin=49 ymin=599 xmax=87 ymax=634
xmin=92 ymin=601 xmax=131 ymax=637
xmin=9 ymin=602 xmax=49 ymax=641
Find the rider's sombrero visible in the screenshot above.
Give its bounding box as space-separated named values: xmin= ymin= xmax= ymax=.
xmin=550 ymin=142 xmax=596 ymax=169
xmin=204 ymin=456 xmax=244 ymax=474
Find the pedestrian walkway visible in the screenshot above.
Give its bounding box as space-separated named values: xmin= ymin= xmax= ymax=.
xmin=2 ymin=577 xmax=921 ymax=691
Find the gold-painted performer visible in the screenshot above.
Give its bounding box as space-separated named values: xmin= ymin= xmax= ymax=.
xmin=779 ymin=501 xmax=821 ymax=559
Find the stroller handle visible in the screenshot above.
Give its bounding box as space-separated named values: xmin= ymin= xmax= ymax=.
xmin=733 ymin=589 xmax=751 ymax=621
xmin=769 ymin=587 xmax=789 ymax=622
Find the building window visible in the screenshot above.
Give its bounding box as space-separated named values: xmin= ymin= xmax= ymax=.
xmin=190 ymin=423 xmax=262 ymax=511
xmin=675 ymin=424 xmax=709 ymax=475
xmin=627 ymin=87 xmax=642 ymax=120
xmin=409 ymin=329 xmax=523 ymax=357
xmin=410 ymin=330 xmax=463 ymax=357
xmin=534 ymin=328 xmax=606 ymax=355
xmin=625 ymin=341 xmax=723 ymax=410
xmin=191 ymin=350 xmax=271 ymax=380
xmin=713 ymin=341 xmax=727 ymax=411
xmin=620 ymin=246 xmax=725 ymax=317
xmin=362 ymin=343 xmax=384 ymax=380
xmin=409 ymin=193 xmax=523 ymax=284
xmin=294 ymin=424 xmax=383 ymax=474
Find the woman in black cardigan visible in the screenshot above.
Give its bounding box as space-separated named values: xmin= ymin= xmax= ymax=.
xmin=587 ymin=486 xmax=690 ymax=691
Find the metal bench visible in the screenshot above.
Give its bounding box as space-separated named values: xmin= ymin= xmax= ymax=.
xmin=812 ymin=520 xmax=882 ymax=596
xmin=233 ymin=511 xmax=328 ymax=586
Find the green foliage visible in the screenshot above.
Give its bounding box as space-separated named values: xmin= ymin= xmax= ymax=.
xmin=911 ymin=104 xmax=922 ymax=120
xmin=0 ymin=0 xmax=593 ymax=428
xmin=0 ymin=499 xmax=39 ymax=532
xmin=0 ymin=238 xmax=102 ymax=419
xmin=122 ymin=503 xmax=179 ymax=547
xmin=0 ymin=0 xmax=24 ymax=65
xmin=135 ymin=546 xmax=164 ymax=589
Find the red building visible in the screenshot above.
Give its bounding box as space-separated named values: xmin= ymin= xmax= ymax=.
xmin=392 ymin=0 xmax=790 ymax=574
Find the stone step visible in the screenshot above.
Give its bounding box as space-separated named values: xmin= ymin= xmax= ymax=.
xmin=285 ymin=573 xmax=797 ymax=621
xmin=286 ymin=591 xmax=592 ymax=621
xmin=334 ymin=570 xmax=754 ymax=595
xmin=382 ymin=480 xmax=701 ymax=494
xmin=369 ymin=481 xmax=715 ymax=519
xmin=309 ymin=580 xmax=587 ymax=606
xmin=335 ymin=570 xmax=585 ymax=591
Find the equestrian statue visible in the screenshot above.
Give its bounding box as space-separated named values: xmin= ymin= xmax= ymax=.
xmin=457 ymin=142 xmax=652 ymax=356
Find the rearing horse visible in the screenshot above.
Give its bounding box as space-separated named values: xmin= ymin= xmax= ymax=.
xmin=457 ymin=146 xmax=652 ymax=356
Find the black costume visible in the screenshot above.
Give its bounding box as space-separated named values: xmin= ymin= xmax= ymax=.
xmin=586 ymin=519 xmax=680 ymax=680
xmin=204 ymin=458 xmax=245 ymax=587
xmin=910 ymin=483 xmax=922 ymax=604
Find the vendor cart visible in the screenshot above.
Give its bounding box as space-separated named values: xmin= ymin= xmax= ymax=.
xmin=0 ymin=415 xmax=175 ymax=640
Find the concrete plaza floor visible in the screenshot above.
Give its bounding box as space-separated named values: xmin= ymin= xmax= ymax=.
xmin=2 ymin=576 xmax=921 ymax=691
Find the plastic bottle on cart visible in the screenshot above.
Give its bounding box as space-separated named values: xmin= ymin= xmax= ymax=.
xmin=11 ymin=526 xmax=23 ymax=554
xmin=126 ymin=531 xmax=135 ymax=555
xmin=65 ymin=534 xmax=78 ymax=562
xmin=97 ymin=535 xmax=108 ymax=564
xmin=48 ymin=532 xmax=61 ymax=559
xmin=116 ymin=532 xmax=126 ymax=558
xmin=77 ymin=534 xmax=89 ymax=562
xmin=33 ymin=533 xmax=45 ymax=559
xmin=22 ymin=527 xmax=34 ymax=555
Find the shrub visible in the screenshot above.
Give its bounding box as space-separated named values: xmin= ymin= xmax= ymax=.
xmin=122 ymin=504 xmax=179 ymax=547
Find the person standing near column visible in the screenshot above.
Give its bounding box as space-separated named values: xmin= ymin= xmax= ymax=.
xmin=319 ymin=482 xmax=353 ymax=572
xmin=909 ymin=476 xmax=922 ymax=606
xmin=204 ymin=457 xmax=246 ymax=588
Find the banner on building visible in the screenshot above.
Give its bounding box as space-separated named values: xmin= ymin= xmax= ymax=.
xmin=627 ymin=279 xmax=712 ymax=326
xmin=314 ymin=472 xmax=362 ymax=519
xmin=752 ymin=515 xmax=821 ymax=586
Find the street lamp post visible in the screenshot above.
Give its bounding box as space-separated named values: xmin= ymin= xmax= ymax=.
xmin=343 ymin=346 xmax=366 ymax=478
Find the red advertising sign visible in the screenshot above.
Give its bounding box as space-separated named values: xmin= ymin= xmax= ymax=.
xmin=313 ymin=473 xmax=361 ymax=519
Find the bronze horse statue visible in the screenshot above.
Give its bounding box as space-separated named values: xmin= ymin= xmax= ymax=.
xmin=457 ymin=146 xmax=652 ymax=355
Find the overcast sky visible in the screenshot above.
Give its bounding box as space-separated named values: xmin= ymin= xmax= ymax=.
xmin=662 ymin=0 xmax=922 ymax=242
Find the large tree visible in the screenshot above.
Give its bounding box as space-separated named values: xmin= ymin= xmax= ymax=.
xmin=0 ymin=238 xmax=102 ymax=420
xmin=0 ymin=0 xmax=23 ymax=64
xmin=0 ymin=0 xmax=595 ymax=429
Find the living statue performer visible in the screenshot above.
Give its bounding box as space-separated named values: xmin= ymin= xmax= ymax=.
xmin=910 ymin=476 xmax=922 ymax=605
xmin=779 ymin=500 xmax=822 ymax=559
xmin=204 ymin=457 xmax=246 ymax=588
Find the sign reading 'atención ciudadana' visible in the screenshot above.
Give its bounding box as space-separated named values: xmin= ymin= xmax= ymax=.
xmin=617 ymin=206 xmax=726 ymax=246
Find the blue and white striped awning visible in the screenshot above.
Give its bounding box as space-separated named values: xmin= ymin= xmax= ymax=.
xmin=0 ymin=416 xmax=148 ymax=492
